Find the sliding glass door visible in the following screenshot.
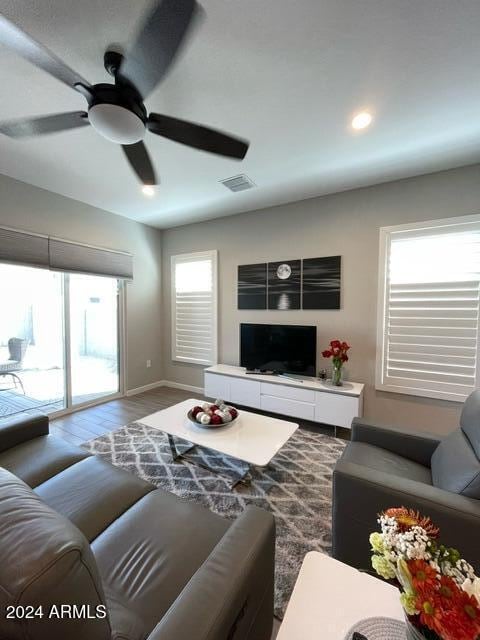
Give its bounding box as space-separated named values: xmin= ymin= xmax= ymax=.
xmin=0 ymin=264 xmax=65 ymax=417
xmin=69 ymin=274 xmax=120 ymax=405
xmin=0 ymin=264 xmax=123 ymax=419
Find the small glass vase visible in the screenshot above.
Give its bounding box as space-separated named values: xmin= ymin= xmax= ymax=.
xmin=331 ymin=361 xmax=343 ymax=386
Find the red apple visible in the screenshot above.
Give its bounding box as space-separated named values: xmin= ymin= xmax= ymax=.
xmin=229 ymin=408 xmax=238 ymax=419
xmin=191 ymin=406 xmax=203 ymax=417
xmin=210 ymin=414 xmax=222 ymax=426
xmin=210 ymin=405 xmax=219 ymax=412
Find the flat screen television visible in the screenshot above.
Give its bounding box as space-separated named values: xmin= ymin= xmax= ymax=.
xmin=240 ymin=323 xmax=316 ymax=376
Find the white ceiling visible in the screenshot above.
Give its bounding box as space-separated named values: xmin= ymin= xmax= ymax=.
xmin=1 ymin=0 xmax=480 ymax=229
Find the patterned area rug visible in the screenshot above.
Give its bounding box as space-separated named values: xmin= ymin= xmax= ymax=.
xmin=83 ymin=423 xmax=345 ymax=617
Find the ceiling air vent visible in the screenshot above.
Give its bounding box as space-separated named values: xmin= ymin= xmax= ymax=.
xmin=220 ymin=174 xmax=256 ymax=192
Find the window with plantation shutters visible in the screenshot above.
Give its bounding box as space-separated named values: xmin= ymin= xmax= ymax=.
xmin=171 ymin=251 xmax=218 ymax=365
xmin=376 ymin=216 xmax=480 ymax=402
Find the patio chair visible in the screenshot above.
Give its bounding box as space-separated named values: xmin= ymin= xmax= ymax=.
xmin=0 ymin=338 xmax=28 ymax=394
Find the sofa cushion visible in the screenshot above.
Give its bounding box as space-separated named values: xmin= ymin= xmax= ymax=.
xmin=35 ymin=456 xmax=155 ymax=542
xmin=340 ymin=441 xmax=432 ymax=484
xmin=92 ymin=487 xmax=230 ymax=639
xmin=0 ymin=413 xmax=49 ymax=453
xmin=431 ymin=428 xmax=480 ymax=498
xmin=0 ymin=434 xmax=91 ymax=487
xmin=0 ymin=467 xmax=111 ymax=640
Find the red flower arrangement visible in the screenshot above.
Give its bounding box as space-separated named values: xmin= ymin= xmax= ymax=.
xmin=321 ymin=339 xmax=350 ymax=363
xmin=321 ymin=339 xmax=350 ymax=385
xmin=413 ymin=567 xmax=480 ymax=640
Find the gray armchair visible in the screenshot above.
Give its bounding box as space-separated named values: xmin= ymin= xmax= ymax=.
xmin=332 ymin=391 xmax=480 ymax=574
xmin=0 ymin=337 xmax=28 ymax=394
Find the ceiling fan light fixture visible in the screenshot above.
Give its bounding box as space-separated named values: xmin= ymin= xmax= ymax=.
xmin=0 ymin=3 xmax=250 ymax=188
xmin=88 ymin=103 xmax=145 ymax=144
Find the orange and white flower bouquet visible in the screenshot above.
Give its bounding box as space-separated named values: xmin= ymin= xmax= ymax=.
xmin=370 ymin=507 xmax=480 ymax=640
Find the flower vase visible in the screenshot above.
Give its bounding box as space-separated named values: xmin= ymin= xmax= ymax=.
xmin=331 ymin=361 xmax=343 ymax=386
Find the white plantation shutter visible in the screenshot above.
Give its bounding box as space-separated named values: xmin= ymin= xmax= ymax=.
xmin=171 ymin=251 xmax=217 ymax=365
xmin=376 ymin=216 xmax=480 ymax=401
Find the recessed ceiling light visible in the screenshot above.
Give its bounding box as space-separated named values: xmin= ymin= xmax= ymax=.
xmin=142 ymin=185 xmax=155 ymax=197
xmin=351 ymin=111 xmax=373 ymax=130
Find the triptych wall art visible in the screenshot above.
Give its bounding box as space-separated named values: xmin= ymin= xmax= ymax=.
xmin=237 ymin=256 xmax=341 ymax=310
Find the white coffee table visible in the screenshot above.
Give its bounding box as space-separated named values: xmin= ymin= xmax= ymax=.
xmin=277 ymin=552 xmax=404 ymax=640
xmin=138 ymin=398 xmax=298 ymax=489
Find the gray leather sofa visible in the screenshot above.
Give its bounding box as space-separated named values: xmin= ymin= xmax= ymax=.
xmin=332 ymin=390 xmax=480 ymax=574
xmin=0 ymin=414 xmax=275 ymax=640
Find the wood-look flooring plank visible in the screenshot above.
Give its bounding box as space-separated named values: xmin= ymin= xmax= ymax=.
xmin=50 ymin=425 xmax=85 ymax=446
xmin=51 ymin=388 xmax=192 ymax=444
xmin=56 ymin=420 xmax=104 ymax=442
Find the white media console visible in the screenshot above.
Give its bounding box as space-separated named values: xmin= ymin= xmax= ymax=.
xmin=204 ymin=364 xmax=364 ymax=429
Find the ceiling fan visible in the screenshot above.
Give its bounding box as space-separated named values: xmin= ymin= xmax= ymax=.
xmin=0 ymin=0 xmax=249 ymax=187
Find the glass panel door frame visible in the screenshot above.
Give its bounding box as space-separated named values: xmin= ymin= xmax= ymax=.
xmin=50 ymin=275 xmax=126 ymax=418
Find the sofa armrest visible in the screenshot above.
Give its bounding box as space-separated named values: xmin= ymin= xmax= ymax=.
xmin=351 ymin=417 xmax=441 ymax=466
xmin=0 ymin=414 xmax=49 ymax=454
xmin=147 ymin=506 xmax=275 ymax=640
xmin=332 ymin=459 xmax=480 ymax=572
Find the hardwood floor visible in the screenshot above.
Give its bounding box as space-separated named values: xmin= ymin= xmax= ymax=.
xmin=50 ymin=387 xmax=194 ymax=444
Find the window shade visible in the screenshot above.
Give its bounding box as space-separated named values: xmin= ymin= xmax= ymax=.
xmin=49 ymin=238 xmax=133 ymax=280
xmin=0 ymin=227 xmax=49 ymax=268
xmin=171 ymin=251 xmax=217 ymax=365
xmin=377 ymin=217 xmax=480 ymax=401
xmin=0 ymin=226 xmax=133 ymax=280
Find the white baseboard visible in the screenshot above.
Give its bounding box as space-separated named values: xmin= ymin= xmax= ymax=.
xmin=126 ymin=380 xmax=203 ymax=397
xmin=126 ymin=380 xmax=166 ymax=396
xmin=163 ymin=380 xmax=203 ymax=394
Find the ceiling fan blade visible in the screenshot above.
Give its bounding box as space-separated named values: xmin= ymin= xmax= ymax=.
xmin=0 ymin=15 xmax=91 ymax=90
xmin=118 ymin=0 xmax=198 ymax=98
xmin=147 ymin=113 xmax=249 ymax=160
xmin=0 ymin=111 xmax=89 ymax=138
xmin=122 ymin=141 xmax=157 ymax=185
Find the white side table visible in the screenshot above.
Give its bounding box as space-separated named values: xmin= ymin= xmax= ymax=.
xmin=277 ymin=552 xmax=404 ymax=640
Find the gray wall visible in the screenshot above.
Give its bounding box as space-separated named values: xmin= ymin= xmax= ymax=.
xmin=0 ymin=174 xmax=163 ymax=391
xmin=162 ymin=163 xmax=480 ymax=435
